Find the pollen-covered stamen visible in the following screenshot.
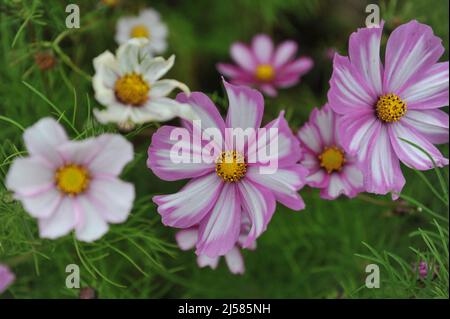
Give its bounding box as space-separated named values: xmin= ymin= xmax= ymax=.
xmin=376 ymin=93 xmax=407 ymax=123
xmin=255 ymin=64 xmax=275 ymax=82
xmin=130 ymin=24 xmax=150 ymax=39
xmin=114 ymin=73 xmax=150 ymax=106
xmin=55 ymin=164 xmax=90 ymax=195
xmin=215 ymin=151 xmax=247 ymax=182
xmin=319 ymin=146 xmax=345 ymax=174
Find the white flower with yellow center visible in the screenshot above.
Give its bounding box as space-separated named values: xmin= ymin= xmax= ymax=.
xmin=115 ymin=8 xmax=168 ymax=54
xmin=93 ymin=39 xmax=195 ymax=127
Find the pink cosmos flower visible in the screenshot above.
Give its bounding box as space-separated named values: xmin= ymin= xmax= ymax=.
xmin=217 ymin=34 xmax=313 ymax=97
xmin=6 ymin=118 xmax=135 ymax=242
xmin=148 ymin=80 xmax=308 ymax=258
xmin=328 ymin=20 xmax=449 ymax=197
xmin=175 ymin=216 xmax=255 ymax=274
xmin=0 ymin=264 xmax=15 ymax=294
xmin=298 ymin=105 xmax=364 ymax=199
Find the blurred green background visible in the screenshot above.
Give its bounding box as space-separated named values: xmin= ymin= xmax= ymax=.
xmin=0 ymin=0 xmax=448 ymax=298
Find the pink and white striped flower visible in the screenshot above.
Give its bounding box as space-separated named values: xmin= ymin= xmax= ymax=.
xmin=217 ymin=34 xmax=313 ymax=97
xmin=0 ymin=264 xmax=14 ymax=294
xmin=148 ymin=80 xmax=308 ymax=258
xmin=6 ymin=118 xmax=135 ymax=242
xmin=175 ymin=216 xmax=255 ymax=274
xmin=298 ymin=105 xmax=364 ymax=199
xmin=328 ymin=20 xmax=449 ymax=197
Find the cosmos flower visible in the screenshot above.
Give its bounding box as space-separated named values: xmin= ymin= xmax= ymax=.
xmin=6 ymin=118 xmax=135 ymax=242
xmin=175 ymin=216 xmax=255 ymax=274
xmin=217 ymin=34 xmax=313 ymax=97
xmin=298 ymin=105 xmax=364 ymax=199
xmin=115 ymin=8 xmax=168 ymax=54
xmin=93 ymin=39 xmax=195 ymax=128
xmin=328 ymin=20 xmax=449 ymax=197
xmin=0 ymin=264 xmax=15 ymax=294
xmin=148 ymin=80 xmax=308 ymax=257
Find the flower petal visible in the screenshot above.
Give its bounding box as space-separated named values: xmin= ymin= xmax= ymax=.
xmin=389 ymin=121 xmax=448 ymax=170
xmin=153 ymin=173 xmax=223 ymax=228
xmin=38 ymin=197 xmax=77 ymax=240
xmin=87 ymin=134 xmax=134 ymax=176
xmin=384 ymin=20 xmax=445 ymax=93
xmin=248 ymin=111 xmax=302 ymax=167
xmin=348 ymin=22 xmax=384 ymax=95
xmin=328 ymin=54 xmax=377 ymax=115
xmin=224 ymin=80 xmax=264 ymax=130
xmin=224 ymin=246 xmax=245 ymax=274
xmin=149 ymin=79 xmax=189 ymax=99
xmin=176 ymin=228 xmax=198 ymax=251
xmin=86 ymin=178 xmax=135 ymax=224
xmin=273 ymin=40 xmax=298 ymax=67
xmin=338 ymin=111 xmax=380 ymax=161
xmin=403 ymin=109 xmax=449 ymax=144
xmin=246 ymin=165 xmax=307 ymax=210
xmin=401 ymin=62 xmax=449 ymax=110
xmin=197 ymin=254 xmax=219 ymax=269
xmin=137 ymin=97 xmax=197 ymax=123
xmin=6 ymin=157 xmax=54 ymax=197
xmin=148 ymin=125 xmax=216 ymax=181
xmin=74 ymin=196 xmax=109 ymax=242
xmin=0 ymin=265 xmax=15 ymax=294
xmin=196 ymin=183 xmax=241 ymax=257
xmin=230 ymin=43 xmax=257 ymax=72
xmin=176 ymin=92 xmax=226 ymax=134
xmin=23 ymin=118 xmax=68 ymax=167
xmin=141 ymin=55 xmax=175 ymax=83
xmin=237 ymin=179 xmax=275 ymax=248
xmin=364 ymin=125 xmax=405 ymax=196
xmin=251 ymin=34 xmax=274 ymax=64
xmin=117 ymin=38 xmax=152 ymax=74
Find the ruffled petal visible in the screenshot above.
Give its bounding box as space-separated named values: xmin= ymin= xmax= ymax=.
xmin=140 ymin=55 xmax=175 ymax=83
xmin=403 ymin=109 xmax=449 ymax=144
xmin=148 ymin=125 xmax=216 ymax=181
xmin=224 ymin=80 xmax=264 ymax=130
xmin=196 ymin=183 xmax=241 ymax=257
xmin=153 ymin=173 xmax=223 ymax=228
xmin=384 ymin=20 xmax=445 ymax=93
xmin=401 ymin=62 xmax=449 ymax=110
xmin=364 ymin=125 xmax=405 ymax=196
xmin=237 ymin=179 xmax=275 ymax=248
xmin=246 ymin=164 xmax=307 ymax=210
xmin=348 ymin=22 xmax=384 ymax=95
xmin=149 ymin=79 xmax=189 ymax=99
xmin=389 ymin=121 xmax=448 ymax=170
xmin=328 ymin=54 xmax=378 ymax=115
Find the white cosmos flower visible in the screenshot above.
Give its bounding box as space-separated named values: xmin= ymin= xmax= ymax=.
xmin=115 ymin=8 xmax=168 ymax=54
xmin=93 ymin=38 xmax=196 ymax=126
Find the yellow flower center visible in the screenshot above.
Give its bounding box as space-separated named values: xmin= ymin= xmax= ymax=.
xmin=376 ymin=93 xmax=407 ymax=123
xmin=114 ymin=73 xmax=150 ymax=106
xmin=255 ymin=64 xmax=275 ymax=81
xmin=55 ymin=164 xmax=90 ymax=195
xmin=215 ymin=151 xmax=247 ymax=182
xmin=319 ymin=146 xmax=345 ymax=174
xmin=130 ymin=24 xmax=150 ymax=39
